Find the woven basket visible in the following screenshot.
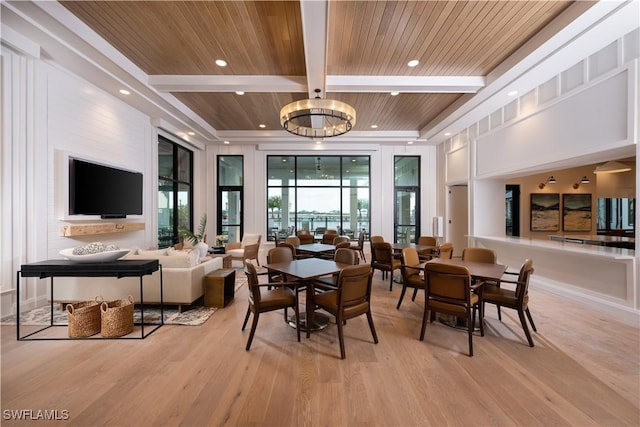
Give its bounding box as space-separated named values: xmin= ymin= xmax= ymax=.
xmin=100 ymin=295 xmax=135 ymax=338
xmin=66 ymin=297 xmax=102 ymax=338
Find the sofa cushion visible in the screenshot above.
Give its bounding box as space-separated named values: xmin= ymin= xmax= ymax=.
xmin=137 ymin=248 xmax=168 ymax=257
xmin=126 ymin=251 xmax=198 ymax=268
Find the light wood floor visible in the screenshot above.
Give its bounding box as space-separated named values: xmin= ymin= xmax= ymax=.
xmin=2 ymin=261 xmax=639 ymax=426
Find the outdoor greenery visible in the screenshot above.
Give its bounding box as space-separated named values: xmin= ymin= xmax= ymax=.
xmin=180 ymin=213 xmax=207 ymax=244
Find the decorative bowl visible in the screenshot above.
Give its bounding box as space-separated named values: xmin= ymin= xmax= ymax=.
xmin=59 ymin=248 xmax=130 ymax=263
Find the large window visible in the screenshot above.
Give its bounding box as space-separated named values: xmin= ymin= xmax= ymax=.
xmin=158 ymin=137 xmax=193 ymax=248
xmin=394 ymin=156 xmax=420 ymax=243
xmin=596 ymin=197 xmax=635 ymax=234
xmin=267 ymin=156 xmax=370 ymax=240
xmin=217 ymin=156 xmax=243 ymax=244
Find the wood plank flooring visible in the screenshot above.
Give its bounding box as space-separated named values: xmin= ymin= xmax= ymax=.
xmin=2 ymin=261 xmax=639 ymax=426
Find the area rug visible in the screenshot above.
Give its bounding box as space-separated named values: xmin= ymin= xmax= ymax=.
xmin=1 ymin=269 xmax=247 ymax=327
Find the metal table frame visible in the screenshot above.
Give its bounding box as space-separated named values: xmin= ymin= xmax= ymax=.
xmin=16 ymin=259 xmax=163 ymax=340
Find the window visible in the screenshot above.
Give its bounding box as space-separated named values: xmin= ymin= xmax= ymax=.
xmin=267 ymin=156 xmax=370 ymax=240
xmin=596 ymin=197 xmax=635 ymax=234
xmin=217 ymin=156 xmax=243 ymax=244
xmin=158 ymin=137 xmax=193 ymax=248
xmin=394 ymin=156 xmax=420 ymax=243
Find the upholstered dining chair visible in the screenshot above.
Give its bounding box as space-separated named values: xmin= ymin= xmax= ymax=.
xmin=226 ymin=233 xmax=262 ymax=266
xmin=313 ymin=247 xmax=360 ymax=288
xmin=421 ymin=262 xmax=484 ymax=357
xmin=266 ymin=246 xmax=294 ymax=283
xmin=370 ymin=242 xmax=402 ymax=291
xmin=296 ymin=230 xmax=314 ymax=245
xmin=332 ymin=235 xmax=350 ymax=245
xmin=483 ymin=259 xmax=537 ymax=347
xmin=461 ymin=247 xmax=497 ymax=264
xmin=417 ymin=236 xmax=438 ymax=261
xmin=309 ymin=263 xmax=378 ymax=359
xmin=350 ymin=231 xmax=367 ymax=262
xmin=322 ymin=230 xmax=339 ymax=244
xmin=279 ymin=241 xmax=312 ymax=260
xmin=369 ymin=235 xmax=385 ymax=244
xmin=398 ymin=247 xmax=425 ymax=310
xmin=436 ymin=242 xmax=454 ymax=259
xmin=242 ymin=262 xmax=301 ymax=350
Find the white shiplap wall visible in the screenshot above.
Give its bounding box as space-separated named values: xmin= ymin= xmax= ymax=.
xmin=46 ymin=65 xmax=154 ymax=259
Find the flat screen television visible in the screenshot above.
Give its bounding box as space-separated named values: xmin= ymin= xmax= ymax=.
xmin=69 ymin=158 xmax=143 ymax=218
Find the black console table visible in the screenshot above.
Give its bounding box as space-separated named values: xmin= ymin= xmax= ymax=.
xmin=16 ymin=259 xmax=163 ymax=340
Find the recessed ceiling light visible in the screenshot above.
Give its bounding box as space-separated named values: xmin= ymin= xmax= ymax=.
xmin=235 ymin=91 xmax=245 ymax=95
xmin=223 ymin=140 xmax=230 ymax=145
xmin=407 ymin=59 xmax=419 ymax=67
xmin=507 ymin=90 xmax=518 ymax=97
xmin=259 ymin=124 xmax=266 ymax=128
xmin=215 ymin=59 xmax=227 ymax=67
xmin=119 ymin=89 xmax=130 ymax=95
xmin=444 ymin=132 xmax=451 ymax=136
xmin=351 ymin=159 xmax=356 ymax=163
xmin=390 ymin=91 xmax=399 ymax=96
xmin=315 ymin=140 xmax=322 ymax=144
xmin=371 ymin=125 xmax=378 ymax=129
xmin=407 ymin=141 xmax=414 ymax=145
xmin=281 ymin=158 xmax=287 ymax=162
xmin=187 ymin=131 xmax=195 ymax=136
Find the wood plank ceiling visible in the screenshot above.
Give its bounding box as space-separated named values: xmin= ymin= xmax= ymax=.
xmin=60 ymin=0 xmax=580 ymax=140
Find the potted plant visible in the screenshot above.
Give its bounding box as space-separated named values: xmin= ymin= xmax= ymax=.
xmin=180 ymin=214 xmax=209 ymax=257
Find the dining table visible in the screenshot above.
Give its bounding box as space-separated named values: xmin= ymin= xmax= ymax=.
xmin=296 ymin=243 xmax=336 ymax=258
xmin=264 ymin=257 xmax=350 ymax=332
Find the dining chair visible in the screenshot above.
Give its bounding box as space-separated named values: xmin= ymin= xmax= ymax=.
xmin=421 ymin=261 xmax=484 ymax=357
xmin=417 ymin=236 xmax=438 ymax=261
xmin=314 ymin=247 xmax=360 ymax=288
xmin=461 ymin=247 xmax=497 ymax=264
xmin=226 ymin=233 xmax=262 ymax=266
xmin=398 ymin=247 xmax=425 ymax=310
xmin=266 ymin=246 xmax=294 ymax=283
xmin=370 ymin=242 xmax=402 ymax=291
xmin=242 ymin=262 xmax=301 ymax=351
xmin=436 ymin=242 xmax=454 ymax=259
xmin=278 ymin=241 xmax=312 ymax=260
xmin=483 ymin=259 xmax=537 ymax=347
xmin=322 ymin=230 xmax=339 ymax=244
xmin=350 ymin=231 xmax=367 ymax=262
xmin=273 ymin=230 xmax=281 ymax=247
xmin=369 ymin=235 xmax=384 ymax=244
xmin=296 ymin=230 xmax=314 ymax=245
xmin=332 ymin=235 xmax=350 ymax=245
xmin=309 ymin=263 xmax=378 ymax=359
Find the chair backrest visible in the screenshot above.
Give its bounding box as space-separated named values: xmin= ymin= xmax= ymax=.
xmin=370 ymin=235 xmax=385 ymax=244
xmin=425 ymin=262 xmax=471 ymax=302
xmin=357 ymin=231 xmax=365 ymax=247
xmin=334 ymin=241 xmax=351 ymax=250
xmin=244 ymin=262 xmax=262 ymax=303
xmin=285 ymin=236 xmax=301 ymax=247
xmin=462 ymin=247 xmax=496 ymax=264
xmin=437 ymin=243 xmax=454 ymax=259
xmin=401 ymin=247 xmax=421 ymax=281
xmin=278 ymin=242 xmax=297 ymax=258
xmin=241 ymin=233 xmax=261 ymax=248
xmin=322 ymin=231 xmax=339 ymax=244
xmin=418 ymin=236 xmax=437 ymax=246
xmin=333 ymin=235 xmax=350 ymax=245
xmin=515 ymin=259 xmax=534 ymax=306
xmin=337 ymin=264 xmax=373 ymax=310
xmin=297 ymin=233 xmax=314 ymax=244
xmin=371 ymin=242 xmax=393 ymax=264
xmin=267 ymin=246 xmax=294 ymax=264
xmin=273 ymin=231 xmax=281 ymax=246
xmin=334 ymin=247 xmax=359 ymax=265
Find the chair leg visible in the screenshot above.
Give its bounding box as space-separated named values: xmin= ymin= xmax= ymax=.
xmin=467 ymin=310 xmax=474 ymax=357
xmin=411 ymin=287 xmax=418 ymax=301
xmin=478 ymin=302 xmax=484 ymax=337
xmin=366 ymin=311 xmax=379 ymax=344
xmin=337 ymin=316 xmax=346 ymax=359
xmin=420 ymin=305 xmax=428 ymax=341
xmin=519 ymin=310 xmax=535 ymax=347
xmin=242 ymin=306 xmax=251 ymax=330
xmin=360 ymin=250 xmax=366 ymax=262
xmin=396 ymin=285 xmax=407 ymax=309
xmin=246 ymin=312 xmax=260 ymax=351
xmin=293 ymin=303 xmax=300 ymax=342
xmin=525 ymin=307 xmax=537 ymax=332
xmin=497 ymin=305 xmax=502 ymax=320
xmin=389 ymin=271 xmax=393 ymax=291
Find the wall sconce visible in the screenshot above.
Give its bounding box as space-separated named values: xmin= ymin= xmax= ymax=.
xmin=538 ymin=176 xmax=556 ymax=189
xmin=572 ymin=176 xmax=590 ymax=189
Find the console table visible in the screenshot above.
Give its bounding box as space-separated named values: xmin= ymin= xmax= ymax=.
xmin=16 ymin=259 xmax=163 ymax=340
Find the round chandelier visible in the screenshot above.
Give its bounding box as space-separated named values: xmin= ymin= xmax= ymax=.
xmin=280 ymin=89 xmax=356 ymax=138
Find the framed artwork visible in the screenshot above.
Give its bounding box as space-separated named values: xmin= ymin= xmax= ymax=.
xmin=530 ymin=193 xmax=560 ymax=231
xmin=563 ymin=193 xmax=592 ymax=232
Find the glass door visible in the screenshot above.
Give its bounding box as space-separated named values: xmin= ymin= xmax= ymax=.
xmin=219 ymin=189 xmax=242 ymax=244
xmin=394 ymin=188 xmax=419 ymax=243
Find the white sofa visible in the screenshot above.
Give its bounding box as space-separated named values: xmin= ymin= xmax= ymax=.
xmin=53 ymin=248 xmax=224 ymax=307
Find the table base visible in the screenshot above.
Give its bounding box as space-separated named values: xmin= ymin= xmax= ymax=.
xmin=288 ymin=312 xmax=330 ymax=332
xmin=438 ymin=314 xmax=482 ymax=332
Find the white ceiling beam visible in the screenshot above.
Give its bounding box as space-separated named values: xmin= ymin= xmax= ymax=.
xmin=148 ymin=75 xmax=308 ymax=93
xmin=300 ymin=0 xmax=328 ymax=98
xmin=327 ymin=75 xmax=485 ymax=93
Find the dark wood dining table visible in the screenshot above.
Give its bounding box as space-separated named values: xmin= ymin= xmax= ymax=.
xmin=296 ymin=243 xmax=336 ymax=258
xmin=264 ymin=257 xmax=350 ymax=331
